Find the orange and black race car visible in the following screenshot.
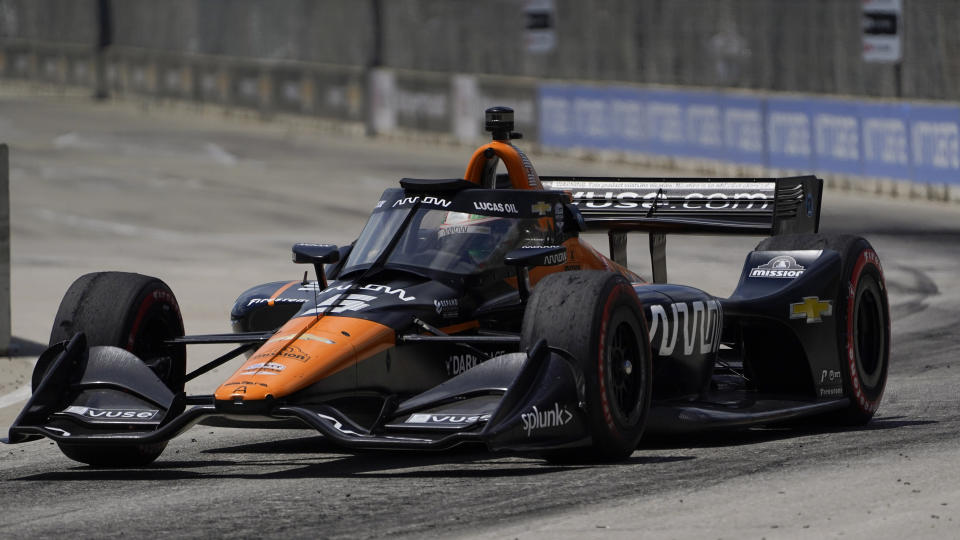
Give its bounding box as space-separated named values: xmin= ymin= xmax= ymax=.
xmin=3 ymin=107 xmax=890 ymax=467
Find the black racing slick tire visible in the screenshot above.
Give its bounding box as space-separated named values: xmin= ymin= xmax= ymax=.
xmin=755 ymin=234 xmax=890 ymax=424
xmin=44 ymin=272 xmax=186 ymax=467
xmin=521 ymin=271 xmax=652 ymax=462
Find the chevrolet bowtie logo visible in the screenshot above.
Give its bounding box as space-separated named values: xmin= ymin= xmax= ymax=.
xmin=790 ymin=296 xmax=833 ymax=324
xmin=531 ymin=201 xmax=551 ymax=216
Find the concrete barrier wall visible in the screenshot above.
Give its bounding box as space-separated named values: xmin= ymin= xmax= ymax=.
xmin=4 ymin=1 xmax=960 ymax=101
xmin=0 ymin=41 xmax=956 ymax=202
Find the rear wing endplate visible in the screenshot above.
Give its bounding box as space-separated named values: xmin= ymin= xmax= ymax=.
xmin=540 ymin=176 xmax=823 ymax=283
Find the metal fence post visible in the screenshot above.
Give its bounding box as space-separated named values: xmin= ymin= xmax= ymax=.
xmin=0 ymin=144 xmax=9 ymax=355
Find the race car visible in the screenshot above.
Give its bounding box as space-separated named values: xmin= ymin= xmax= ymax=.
xmin=2 ymin=107 xmax=890 ymax=466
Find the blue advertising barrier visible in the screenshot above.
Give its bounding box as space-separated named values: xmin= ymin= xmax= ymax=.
xmin=570 ymin=85 xmax=617 ymax=150
xmin=810 ymin=99 xmax=862 ymax=175
xmin=722 ymin=94 xmax=765 ymax=165
xmin=538 ymin=83 xmax=577 ymax=149
xmin=682 ymin=91 xmax=725 ymax=160
xmin=537 ymin=83 xmax=960 ymax=185
xmin=908 ymin=103 xmax=960 ymax=185
xmin=606 ymin=86 xmax=646 ymax=152
xmin=644 ymin=90 xmax=687 ymax=157
xmin=765 ymin=97 xmax=814 ymax=172
xmin=859 ymin=102 xmax=912 ymax=180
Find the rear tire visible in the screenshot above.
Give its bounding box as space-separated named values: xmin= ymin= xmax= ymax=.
xmin=755 ymin=234 xmax=890 ymax=424
xmin=521 ymin=271 xmax=652 ymax=462
xmin=44 ymin=272 xmax=186 ymax=467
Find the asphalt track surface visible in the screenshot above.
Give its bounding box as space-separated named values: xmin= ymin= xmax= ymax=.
xmin=1 ymin=92 xmax=959 ymax=539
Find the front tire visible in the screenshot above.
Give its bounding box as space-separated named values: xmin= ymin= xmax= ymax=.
xmin=43 ymin=272 xmax=186 ymax=467
xmin=521 ymin=271 xmax=652 ymax=462
xmin=755 ymin=234 xmax=890 ymax=424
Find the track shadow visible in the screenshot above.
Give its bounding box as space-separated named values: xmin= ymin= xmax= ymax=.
xmin=7 ymin=336 xmax=47 ymax=357
xmin=17 ymin=416 xmax=922 ymax=481
xmin=643 ymin=416 xmax=935 ymax=449
xmin=13 ymin=435 xmax=696 ymax=482
xmin=11 ymin=414 xmax=926 ymax=482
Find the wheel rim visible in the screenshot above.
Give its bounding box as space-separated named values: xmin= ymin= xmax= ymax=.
xmin=853 ymin=277 xmax=885 ymax=389
xmin=132 ymin=314 xmax=179 ymax=382
xmin=608 ymin=320 xmax=645 ymax=425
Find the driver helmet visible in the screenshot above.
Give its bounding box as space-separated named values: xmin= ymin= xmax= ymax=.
xmin=438 ymin=212 xmax=517 ymax=266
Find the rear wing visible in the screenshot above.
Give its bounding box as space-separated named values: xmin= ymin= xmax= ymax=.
xmin=539 ymin=176 xmax=823 ymax=282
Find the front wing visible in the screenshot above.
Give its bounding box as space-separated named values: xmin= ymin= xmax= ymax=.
xmin=2 ymin=334 xmax=590 ymax=453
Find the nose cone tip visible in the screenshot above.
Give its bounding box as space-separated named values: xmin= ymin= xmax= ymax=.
xmin=214 ymin=381 xmax=275 ymax=402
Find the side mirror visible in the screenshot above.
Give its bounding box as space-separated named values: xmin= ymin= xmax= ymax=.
xmin=293 ymin=243 xmax=340 ymax=264
xmin=292 ymin=243 xmax=339 ymax=289
xmin=504 ymin=245 xmax=566 ymax=302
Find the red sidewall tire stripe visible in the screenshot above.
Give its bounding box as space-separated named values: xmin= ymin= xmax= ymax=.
xmin=845 ymin=248 xmax=887 ymax=414
xmin=126 ymin=288 xmax=181 ymax=351
xmin=596 ymin=281 xmax=646 ymax=439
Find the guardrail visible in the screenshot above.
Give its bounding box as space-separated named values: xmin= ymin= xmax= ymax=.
xmin=1 ymin=40 xmax=956 ymax=203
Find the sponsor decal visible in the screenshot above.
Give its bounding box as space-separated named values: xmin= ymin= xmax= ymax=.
xmin=350 ymin=284 xmax=416 ymax=301
xmin=445 ymin=350 xmax=503 ymax=376
xmin=247 ymin=297 xmax=306 ymax=307
xmin=269 ymin=333 xmax=335 ymax=344
xmin=819 ymin=387 xmax=844 ymax=397
xmin=552 ymin=182 xmax=773 ymax=211
xmin=515 ymin=146 xmax=539 ymax=187
xmin=750 ymin=255 xmax=806 ymax=279
xmin=647 ymin=300 xmax=722 ymax=357
xmin=404 ymin=413 xmax=491 ymax=424
xmin=64 ymin=406 xmax=159 ymax=420
xmin=790 ymin=296 xmax=833 ymax=324
xmin=446 ymin=353 xmax=478 ymax=375
xmin=542 ymin=251 xmax=567 ymax=265
xmin=392 ymin=196 xmax=452 ymax=208
xmin=473 ymin=201 xmax=519 ymax=214
xmin=531 ymin=201 xmax=551 ymax=216
xmin=520 ymin=403 xmax=573 ymax=436
xmin=252 ymin=345 xmax=311 ymax=363
xmin=311 ymin=293 xmax=376 ymax=314
xmin=375 ymin=200 xmax=386 ymax=209
xmin=240 ymin=362 xmax=286 ymax=376
xmin=223 ymin=381 xmax=268 ymax=388
xmin=302 ymin=283 xmax=417 ymax=315
xmin=438 ymin=224 xmax=490 ymax=239
xmin=820 ymin=369 xmax=841 ymax=384
xmin=434 ymin=298 xmax=459 ymax=319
